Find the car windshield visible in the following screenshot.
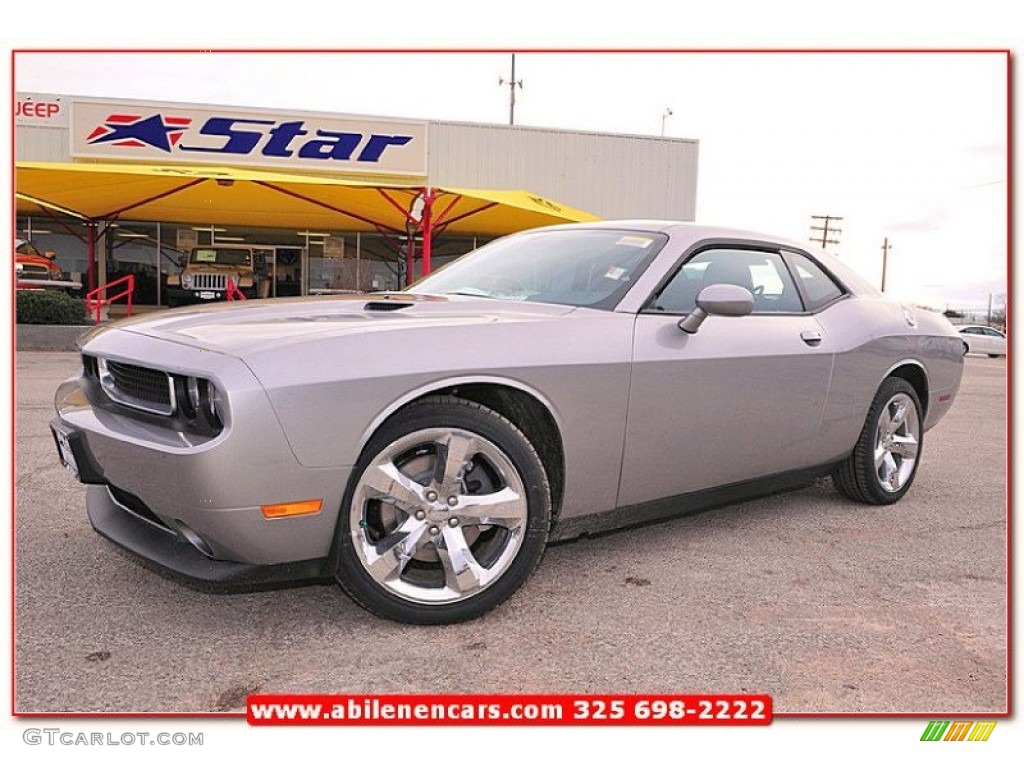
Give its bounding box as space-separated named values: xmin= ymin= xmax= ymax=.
xmin=408 ymin=229 xmax=668 ymax=309
xmin=15 ymin=239 xmax=43 ymax=257
xmin=189 ymin=248 xmax=251 ymax=266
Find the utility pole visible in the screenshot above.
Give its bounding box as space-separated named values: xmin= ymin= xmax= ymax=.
xmin=810 ymin=215 xmax=843 ymax=251
xmin=661 ymin=108 xmax=673 ymax=136
xmin=880 ymin=237 xmax=891 ymax=292
xmin=499 ymin=54 xmax=523 ymax=126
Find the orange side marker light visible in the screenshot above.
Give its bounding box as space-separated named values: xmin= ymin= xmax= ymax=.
xmin=261 ymin=499 xmax=324 ymax=519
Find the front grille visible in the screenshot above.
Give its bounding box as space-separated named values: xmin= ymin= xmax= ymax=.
xmin=191 ymin=273 xmax=229 ymax=290
xmin=100 ymin=360 xmax=175 ymax=415
xmin=19 ymin=264 xmax=51 ymax=279
xmin=82 ymin=354 xmax=99 ymax=379
xmin=81 ymin=355 xmax=223 ymax=436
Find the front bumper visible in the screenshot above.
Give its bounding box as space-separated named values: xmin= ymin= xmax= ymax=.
xmin=166 ymin=286 xmax=256 ymax=304
xmin=86 ymin=484 xmax=328 ymax=591
xmin=166 ymin=287 xmax=226 ymax=304
xmin=54 ymin=329 xmax=353 ymax=579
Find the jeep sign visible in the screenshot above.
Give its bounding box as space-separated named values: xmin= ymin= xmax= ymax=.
xmin=72 ymin=99 xmax=427 ymax=176
xmin=15 ymin=93 xmax=69 ymax=127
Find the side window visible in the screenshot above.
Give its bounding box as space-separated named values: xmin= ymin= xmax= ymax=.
xmin=983 ymin=327 xmax=1004 ymax=338
xmin=785 ymin=252 xmax=845 ymax=310
xmin=960 ymin=327 xmax=981 ymax=335
xmin=650 ymin=248 xmax=803 ymax=314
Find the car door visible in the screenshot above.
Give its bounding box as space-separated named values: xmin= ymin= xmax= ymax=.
xmin=982 ymin=327 xmax=1006 ymax=355
xmin=617 ymin=246 xmax=835 ymax=508
xmin=974 ymin=327 xmax=996 ymax=355
xmin=960 ymin=326 xmax=990 ymax=355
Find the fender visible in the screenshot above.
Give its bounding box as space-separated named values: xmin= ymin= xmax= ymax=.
xmin=356 ymin=375 xmax=564 ymax=458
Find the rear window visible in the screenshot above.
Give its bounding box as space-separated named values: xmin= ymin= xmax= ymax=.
xmin=786 ymin=252 xmax=845 ymax=310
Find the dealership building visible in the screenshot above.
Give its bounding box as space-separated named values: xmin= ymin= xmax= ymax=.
xmin=15 ymin=92 xmax=699 ymax=305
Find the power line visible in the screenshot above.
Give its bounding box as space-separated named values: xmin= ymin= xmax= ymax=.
xmin=810 ymin=214 xmax=843 ymax=251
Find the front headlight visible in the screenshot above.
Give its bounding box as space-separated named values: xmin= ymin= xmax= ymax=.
xmin=186 ymin=376 xmax=202 ymax=414
xmin=181 ymin=274 xmax=193 ymax=289
xmin=208 ymin=381 xmax=225 ymax=427
xmin=177 ymin=375 xmax=224 ymax=432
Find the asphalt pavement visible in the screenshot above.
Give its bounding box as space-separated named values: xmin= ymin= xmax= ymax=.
xmin=13 ymin=352 xmax=1007 ymax=714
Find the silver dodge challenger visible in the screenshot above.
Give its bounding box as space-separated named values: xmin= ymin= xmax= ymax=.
xmin=52 ymin=221 xmax=965 ymax=624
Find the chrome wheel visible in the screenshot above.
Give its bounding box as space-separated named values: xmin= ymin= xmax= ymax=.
xmin=874 ymin=392 xmax=920 ymax=493
xmin=833 ymin=376 xmax=925 ymax=505
xmin=350 ymin=427 xmax=529 ymax=605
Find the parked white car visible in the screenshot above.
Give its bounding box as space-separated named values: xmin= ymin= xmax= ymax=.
xmin=956 ymin=325 xmax=1007 ymax=357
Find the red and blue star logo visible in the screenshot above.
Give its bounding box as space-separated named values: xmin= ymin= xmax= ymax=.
xmin=86 ymin=114 xmax=193 ymax=152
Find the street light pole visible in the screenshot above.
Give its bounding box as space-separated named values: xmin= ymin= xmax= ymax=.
xmin=499 ymin=54 xmax=523 ymax=125
xmin=881 ymin=237 xmax=891 ymax=292
xmin=661 ymin=108 xmax=673 ymax=136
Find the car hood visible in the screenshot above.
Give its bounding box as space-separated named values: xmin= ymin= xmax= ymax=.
xmin=101 ymin=293 xmax=578 ymax=355
xmin=15 ymin=254 xmax=58 ymax=269
xmin=182 ymin=262 xmax=251 ymax=271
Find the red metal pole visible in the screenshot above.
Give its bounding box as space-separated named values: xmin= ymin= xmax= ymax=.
xmin=87 ymin=223 xmax=96 ymax=292
xmin=422 ymin=189 xmax=434 ymax=276
xmin=406 ymin=237 xmax=415 ymax=287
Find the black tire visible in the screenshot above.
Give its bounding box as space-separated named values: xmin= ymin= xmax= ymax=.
xmin=988 ymin=354 xmax=1000 ymax=359
xmin=332 ymin=395 xmax=551 ymax=624
xmin=832 ymin=377 xmax=924 ymax=505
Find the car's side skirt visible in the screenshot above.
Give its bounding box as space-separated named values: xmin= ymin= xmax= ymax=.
xmin=550 ymin=461 xmax=843 ymax=542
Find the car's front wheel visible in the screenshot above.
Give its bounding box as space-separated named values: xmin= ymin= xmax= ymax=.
xmin=333 ymin=396 xmax=551 ymax=624
xmin=832 ymin=377 xmax=923 ymax=505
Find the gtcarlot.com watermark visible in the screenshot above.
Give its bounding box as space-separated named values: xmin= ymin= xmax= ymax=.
xmin=23 ymin=729 xmax=203 ymax=747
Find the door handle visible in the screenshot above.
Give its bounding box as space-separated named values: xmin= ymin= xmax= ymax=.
xmin=800 ymin=330 xmax=823 ymax=346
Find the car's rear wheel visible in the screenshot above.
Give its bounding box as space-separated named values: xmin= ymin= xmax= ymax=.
xmin=832 ymin=377 xmax=923 ymax=505
xmin=333 ymin=396 xmax=551 ymax=624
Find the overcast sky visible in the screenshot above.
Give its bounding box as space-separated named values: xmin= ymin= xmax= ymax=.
xmin=13 ymin=50 xmax=1008 ymax=311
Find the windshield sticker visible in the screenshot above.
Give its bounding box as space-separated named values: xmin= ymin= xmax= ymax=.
xmin=604 ymin=266 xmax=627 ymax=280
xmin=194 ymin=249 xmax=217 ymax=263
xmin=616 ymin=236 xmax=654 ymax=248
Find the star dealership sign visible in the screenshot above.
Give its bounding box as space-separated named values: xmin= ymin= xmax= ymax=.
xmin=86 ymin=114 xmax=193 ymax=152
xmin=72 ymin=99 xmax=428 ymax=176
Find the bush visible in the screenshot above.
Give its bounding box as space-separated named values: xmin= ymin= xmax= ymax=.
xmin=16 ymin=290 xmax=88 ymax=325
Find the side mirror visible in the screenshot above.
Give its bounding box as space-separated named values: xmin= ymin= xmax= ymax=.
xmin=678 ymin=284 xmax=755 ymax=334
xmin=44 ymin=251 xmax=57 ymax=260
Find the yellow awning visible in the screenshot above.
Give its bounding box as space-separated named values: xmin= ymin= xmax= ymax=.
xmin=15 ymin=162 xmax=599 ymax=237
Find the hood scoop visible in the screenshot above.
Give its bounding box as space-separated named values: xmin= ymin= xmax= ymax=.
xmin=364 ymin=300 xmax=414 ymax=312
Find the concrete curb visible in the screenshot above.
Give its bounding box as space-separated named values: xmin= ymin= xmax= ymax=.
xmin=16 ymin=324 xmax=94 ymax=352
